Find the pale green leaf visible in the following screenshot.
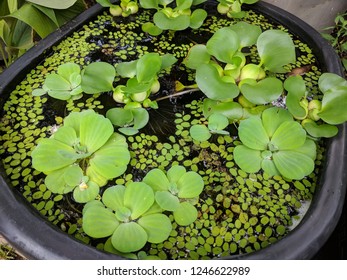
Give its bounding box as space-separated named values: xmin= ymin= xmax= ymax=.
xmin=270 ymin=121 xmax=306 ymax=150
xmin=167 ymin=165 xmax=186 ymax=183
xmin=64 ymin=164 xmax=83 ymax=186
xmin=106 ymin=108 xmax=134 ymax=127
xmin=229 ymin=21 xmax=262 ymax=48
xmin=45 ymin=167 xmax=69 ymax=194
xmin=111 ymin=222 xmax=148 ymax=253
xmin=189 ymin=8 xmax=207 ymax=29
xmin=137 ymin=53 xmax=162 ymax=83
xmin=153 ymin=11 xmax=190 ymax=30
xmin=189 ymin=124 xmax=211 ymax=141
xmin=203 ymin=99 xmax=243 ymax=121
xmin=124 ymin=182 xmax=154 ymax=220
xmin=81 ymin=62 xmax=115 ymax=93
xmin=26 ymin=0 xmax=77 ymax=9
xmin=155 ymin=191 xmax=180 ymax=211
xmin=302 ymin=119 xmax=338 ymax=138
xmin=261 ymin=158 xmax=280 ymax=177
xmin=262 ymin=107 xmax=293 ymax=138
xmin=284 ymin=75 xmax=308 ymax=119
xmin=143 ymin=168 xmax=170 ymax=191
xmin=233 ymin=145 xmax=262 ymax=173
xmin=208 ymin=113 xmax=229 ymax=131
xmin=83 ymin=206 xmax=119 ymax=238
xmin=238 ymin=117 xmax=269 ymax=150
xmin=102 ymin=185 xmax=126 ymax=212
xmin=73 ymin=180 xmax=99 ymax=203
xmin=173 ymin=202 xmax=198 ymax=226
xmin=116 ymin=60 xmax=138 ymax=78
xmin=142 ymin=22 xmax=163 ymax=36
xmin=138 ymin=214 xmax=172 ymax=243
xmin=184 ymin=44 xmax=210 ymax=70
xmin=52 ymin=126 xmax=78 ymax=146
xmin=177 ymin=171 xmax=204 ymax=198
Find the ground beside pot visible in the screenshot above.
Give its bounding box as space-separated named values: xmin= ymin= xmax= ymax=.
xmin=0 ymin=1 xmax=346 ymax=260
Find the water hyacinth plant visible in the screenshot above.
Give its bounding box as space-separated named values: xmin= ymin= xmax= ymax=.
xmin=216 ymin=0 xmax=260 ymax=18
xmin=31 ymin=110 xmax=131 ymax=202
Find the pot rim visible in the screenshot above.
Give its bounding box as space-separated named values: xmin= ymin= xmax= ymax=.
xmin=0 ymin=1 xmax=345 ymax=260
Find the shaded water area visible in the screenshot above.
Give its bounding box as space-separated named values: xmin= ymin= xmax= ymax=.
xmin=0 ymin=5 xmax=326 ymax=259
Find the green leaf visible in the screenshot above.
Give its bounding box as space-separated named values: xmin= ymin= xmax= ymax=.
xmin=189 ymin=8 xmax=207 ymax=29
xmin=153 ymin=11 xmax=190 ymax=30
xmin=81 ymin=62 xmax=115 ymax=93
xmin=293 ymin=139 xmax=317 ymax=160
xmin=318 ymin=72 xmax=347 ymax=93
xmin=189 ymin=124 xmax=211 ymax=141
xmin=132 ymin=108 xmax=149 ymax=129
xmin=9 ymin=3 xmax=58 ymax=38
xmin=273 ymin=150 xmax=315 ymax=180
xmin=176 ymin=0 xmax=193 ymax=10
xmin=112 ymin=222 xmax=148 ymax=253
xmin=177 ymin=171 xmax=204 ymax=198
xmin=32 ymin=4 xmax=59 ymax=27
xmin=257 ymin=29 xmax=296 ymax=73
xmin=240 ymin=77 xmax=283 ymax=104
xmin=53 ymin=126 xmax=78 ymax=146
xmin=83 ymin=206 xmax=119 ymax=238
xmin=284 ymin=75 xmax=308 ymax=119
xmin=143 ymin=168 xmax=170 ymax=191
xmin=102 ymin=185 xmax=125 ymax=212
xmin=155 ymin=191 xmax=180 ymax=211
xmin=138 ymin=214 xmax=172 ymax=243
xmin=196 ymin=63 xmax=239 ymax=101
xmin=206 ymin=27 xmax=240 ymax=64
xmin=57 ymin=62 xmax=81 ymax=81
xmin=262 ymin=107 xmax=293 ymax=138
xmin=142 ymin=22 xmax=163 ymax=36
xmin=173 ymin=202 xmax=198 ymax=226
xmin=116 ymin=60 xmax=138 ymax=78
xmin=31 ymin=138 xmax=76 ymax=173
xmin=233 ymin=145 xmax=262 ymax=173
xmin=167 ymin=165 xmax=186 ymax=183
xmin=124 ymin=182 xmax=154 ymax=220
xmin=302 ymin=119 xmax=338 ymax=138
xmin=203 ymin=99 xmax=243 ymax=121
xmin=270 ymin=121 xmax=306 ymax=150
xmin=45 ymin=167 xmax=69 ymax=193
xmin=79 ymin=110 xmax=114 ymax=153
xmin=137 ymin=53 xmax=162 ymax=83
xmin=229 ymin=22 xmax=262 ymax=48
xmin=64 ymin=164 xmax=83 ymax=186
xmin=73 ymin=180 xmax=99 ymax=203
xmin=106 ymin=108 xmax=134 ymax=127
xmin=10 ymin=19 xmax=34 ymax=49
xmin=139 ymin=0 xmax=159 ymax=9
xmin=0 ymin=19 xmax=11 ymax=45
xmin=160 ymin=53 xmax=177 ymax=69
xmin=261 ymin=158 xmax=280 ymax=177
xmin=208 ymin=113 xmax=229 ymax=131
xmin=44 ymin=73 xmax=71 ymax=91
xmin=241 ymin=0 xmax=259 ymax=3
xmin=319 ymin=86 xmax=347 ymax=125
xmin=184 ymin=44 xmax=210 ymax=70
xmin=238 ymin=117 xmax=269 ymax=150
xmin=32 ymin=88 xmax=47 ymax=97
xmin=26 ymin=0 xmax=77 ymax=9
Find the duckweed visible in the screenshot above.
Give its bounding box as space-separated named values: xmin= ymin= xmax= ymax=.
xmin=0 ymin=4 xmax=326 ymax=260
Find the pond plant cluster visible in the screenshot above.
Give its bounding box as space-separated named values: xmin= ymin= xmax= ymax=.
xmin=1 ymin=0 xmax=347 ymax=259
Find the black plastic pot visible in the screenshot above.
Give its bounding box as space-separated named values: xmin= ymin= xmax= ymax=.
xmin=0 ymin=1 xmax=346 ymax=260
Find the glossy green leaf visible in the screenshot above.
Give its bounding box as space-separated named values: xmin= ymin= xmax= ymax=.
xmin=284 ymin=75 xmax=308 ymax=119
xmin=189 ymin=8 xmax=207 ymax=29
xmin=273 ymin=150 xmax=315 ymax=180
xmin=124 ymin=77 xmax=152 ymax=94
xmin=319 ymin=86 xmax=347 ymax=125
xmin=79 ymin=110 xmax=114 ymax=153
xmin=177 ymin=171 xmax=204 ymax=198
xmin=81 ymin=62 xmax=115 ymax=93
xmin=302 ymin=119 xmax=338 ymax=138
xmin=138 ymin=214 xmax=172 ymax=243
xmin=142 ymin=22 xmax=163 ymax=36
xmin=73 ymin=180 xmax=100 ymax=203
xmin=9 ymin=3 xmax=57 ymax=38
xmin=196 ymin=63 xmax=239 ymax=101
xmin=102 ymin=185 xmax=126 ymax=212
xmin=137 ymin=53 xmax=162 ymax=83
xmin=229 ymin=22 xmax=262 ymax=48
xmin=176 ymin=0 xmax=193 ymax=10
xmin=184 ymin=44 xmax=210 ymax=69
xmin=124 ymin=182 xmax=154 ymax=220
xmin=139 ymin=0 xmax=159 ymax=9
xmin=143 ymin=168 xmax=170 ymax=191
xmin=112 ymin=222 xmax=148 ymax=253
xmin=203 ymin=99 xmax=243 ymax=121
xmin=106 ymin=108 xmax=134 ymax=127
xmin=44 ymin=73 xmax=71 ymax=91
xmin=262 ymin=107 xmax=293 ymax=138
xmin=270 ymin=121 xmax=306 ymax=150
xmin=208 ymin=113 xmax=229 ymax=131
xmin=32 ymin=4 xmax=59 ymax=27
xmin=257 ymin=29 xmax=296 ymax=73
xmin=189 ymin=124 xmax=211 ymax=141
xmin=83 ymin=206 xmax=119 ymax=238
xmin=153 ymin=11 xmax=190 ymax=30
xmin=26 ymin=0 xmax=77 ymax=9
xmin=233 ymin=145 xmax=262 ymax=173
xmin=238 ymin=117 xmax=269 ymax=150
xmin=240 ymin=77 xmax=283 ymax=104
xmin=318 ymin=72 xmax=347 ymax=93
xmin=155 ymin=191 xmax=180 ymax=211
xmin=132 ymin=108 xmax=149 ymax=129
xmin=116 ymin=60 xmax=138 ymax=78
xmin=118 ymin=127 xmax=139 ymax=135
xmin=160 ymin=53 xmax=177 ymax=69
xmin=206 ymin=27 xmax=240 ymax=63
xmin=173 ymin=202 xmax=198 ymax=226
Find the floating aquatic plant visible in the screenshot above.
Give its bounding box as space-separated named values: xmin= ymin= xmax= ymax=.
xmin=82 ymin=182 xmax=172 ymax=253
xmin=233 ymin=107 xmax=317 ymax=180
xmin=31 ymin=110 xmax=131 ymax=202
xmin=96 ymin=0 xmax=139 ymax=17
xmin=140 ymin=0 xmax=208 ymax=36
xmin=216 ymin=0 xmax=260 ymax=18
xmin=143 ymin=165 xmax=204 ymax=226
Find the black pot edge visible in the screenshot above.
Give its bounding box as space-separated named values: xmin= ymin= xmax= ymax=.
xmin=0 ymin=1 xmax=345 ymax=260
